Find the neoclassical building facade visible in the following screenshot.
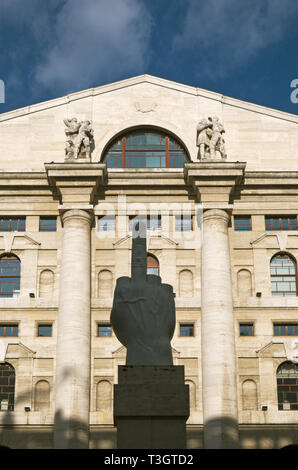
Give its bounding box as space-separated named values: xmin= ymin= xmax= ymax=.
xmin=0 ymin=75 xmax=298 ymax=448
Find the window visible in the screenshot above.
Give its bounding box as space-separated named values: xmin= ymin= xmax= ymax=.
xmin=265 ymin=216 xmax=297 ymax=231
xmin=274 ymin=324 xmax=298 ymax=336
xmin=98 ymin=324 xmax=112 ymax=337
xmin=147 ymin=254 xmax=159 ymax=276
xmin=0 ymin=363 xmax=15 ymax=411
xmin=103 ymin=129 xmax=189 ymax=168
xmin=180 ymin=324 xmax=194 ymax=337
xmin=129 ymin=216 xmax=161 ymax=232
xmin=175 ymin=215 xmax=192 ymax=232
xmin=147 ymin=216 xmax=161 ymax=231
xmin=0 ymin=325 xmax=18 ymax=337
xmin=277 ymin=361 xmax=298 ymax=410
xmin=239 ymin=324 xmax=254 ymax=336
xmin=98 ymin=215 xmax=115 ymax=232
xmin=270 ymin=253 xmax=297 ymax=296
xmin=38 ymin=324 xmax=52 ymax=337
xmin=0 ymin=217 xmax=25 ymax=232
xmin=234 ymin=216 xmax=251 ymax=231
xmin=0 ymin=255 xmax=21 ymax=298
xmin=39 ymin=217 xmax=57 ymax=232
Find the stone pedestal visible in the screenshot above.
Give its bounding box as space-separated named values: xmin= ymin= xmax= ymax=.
xmin=114 ymin=366 xmax=189 ymax=449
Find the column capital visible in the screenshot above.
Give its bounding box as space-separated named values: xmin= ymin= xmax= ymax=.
xmin=184 ymin=161 xmax=246 ymax=205
xmin=45 ymin=162 xmax=107 ymax=206
xmin=60 ymin=208 xmax=93 ymax=226
xmin=202 ymin=208 xmax=230 ymax=223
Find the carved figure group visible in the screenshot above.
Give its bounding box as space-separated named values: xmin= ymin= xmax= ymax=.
xmin=196 ymin=116 xmax=227 ymax=160
xmin=64 ymin=118 xmax=94 ymax=161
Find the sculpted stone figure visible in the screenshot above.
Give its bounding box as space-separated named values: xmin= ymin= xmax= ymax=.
xmin=285 ymin=339 xmax=298 ymax=364
xmin=196 ymin=116 xmax=227 ymax=160
xmin=110 ymin=221 xmax=176 ymax=365
xmin=63 ymin=118 xmax=94 ymax=161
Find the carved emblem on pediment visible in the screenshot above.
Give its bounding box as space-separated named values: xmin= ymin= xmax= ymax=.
xmin=134 ymin=100 xmax=158 ymax=113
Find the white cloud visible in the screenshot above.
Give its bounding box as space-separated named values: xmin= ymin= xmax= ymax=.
xmin=33 ymin=0 xmax=152 ymax=94
xmin=173 ymin=0 xmax=298 ymax=78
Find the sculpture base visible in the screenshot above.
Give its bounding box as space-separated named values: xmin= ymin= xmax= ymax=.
xmin=114 ymin=365 xmax=189 ymax=449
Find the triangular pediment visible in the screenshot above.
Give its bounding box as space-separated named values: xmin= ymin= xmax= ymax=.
xmin=0 ymin=233 xmax=41 ymax=252
xmin=0 ymin=74 xmax=297 ymax=173
xmin=250 ymin=232 xmax=298 ymax=250
xmin=257 ymin=341 xmax=286 ymax=358
xmin=5 ymin=341 xmax=36 ymax=359
xmin=1 ymin=74 xmax=297 ymax=123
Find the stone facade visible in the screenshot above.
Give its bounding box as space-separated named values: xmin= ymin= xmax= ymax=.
xmin=0 ymin=75 xmax=298 ymax=449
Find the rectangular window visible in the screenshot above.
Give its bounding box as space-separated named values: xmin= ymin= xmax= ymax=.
xmin=38 ymin=324 xmax=53 ymax=337
xmin=0 ymin=325 xmax=18 ymax=337
xmin=129 ymin=216 xmax=161 ymax=232
xmin=98 ymin=324 xmax=112 ymax=337
xmin=265 ymin=216 xmax=297 ymax=231
xmin=147 ymin=215 xmax=161 ymax=231
xmin=274 ymin=324 xmax=298 ymax=336
xmin=0 ymin=217 xmax=26 ymax=232
xmin=39 ymin=217 xmax=57 ymax=232
xmin=239 ymin=324 xmax=254 ymax=336
xmin=234 ymin=216 xmax=251 ymax=231
xmin=175 ymin=215 xmax=193 ymax=232
xmin=179 ymin=324 xmax=194 ymax=337
xmin=98 ymin=215 xmax=115 ymax=232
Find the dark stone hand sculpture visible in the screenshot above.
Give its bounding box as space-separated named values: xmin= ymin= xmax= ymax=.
xmin=110 ymin=221 xmax=176 ymax=365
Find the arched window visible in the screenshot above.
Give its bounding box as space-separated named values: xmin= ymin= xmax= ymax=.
xmin=147 ymin=254 xmax=159 ymax=276
xmin=103 ymin=129 xmax=189 ymax=168
xmin=0 ymin=363 xmax=15 ymax=411
xmin=0 ymin=254 xmax=21 ymax=298
xmin=270 ymin=253 xmax=297 ymax=296
xmin=277 ymin=361 xmax=298 ymax=410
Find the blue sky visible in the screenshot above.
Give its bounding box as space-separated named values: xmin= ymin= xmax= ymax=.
xmin=0 ymin=0 xmax=298 ymax=114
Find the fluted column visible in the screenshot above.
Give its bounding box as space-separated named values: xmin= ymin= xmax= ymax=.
xmin=54 ymin=209 xmax=92 ymax=449
xmin=201 ymin=209 xmax=238 ymax=448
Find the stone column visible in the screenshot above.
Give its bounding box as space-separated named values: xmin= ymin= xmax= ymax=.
xmin=201 ymin=209 xmax=238 ymax=448
xmin=54 ymin=209 xmax=92 ymax=449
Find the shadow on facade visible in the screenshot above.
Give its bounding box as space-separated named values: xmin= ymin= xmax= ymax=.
xmin=203 ymin=416 xmax=239 ymax=449
xmin=0 ymin=383 xmax=116 ymax=449
xmin=201 ymin=417 xmax=298 ymax=449
xmin=0 ymin=387 xmax=297 ymax=449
